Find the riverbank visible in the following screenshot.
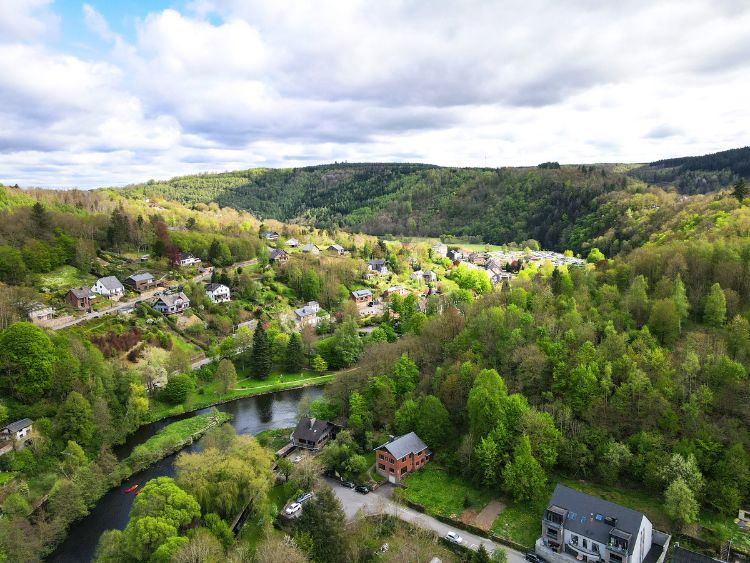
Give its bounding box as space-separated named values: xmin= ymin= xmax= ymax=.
xmin=44 ymin=412 xmax=231 ymax=560
xmin=117 ymin=412 xmax=231 ymax=479
xmin=146 ymin=372 xmax=334 ymax=422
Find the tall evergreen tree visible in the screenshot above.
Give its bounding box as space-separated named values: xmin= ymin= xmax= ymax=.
xmin=250 ymin=324 xmax=271 ymax=379
xmin=733 ymin=178 xmax=747 ymax=204
xmin=285 ymin=333 xmax=305 ymax=373
xmin=31 ymin=202 xmax=50 ymax=234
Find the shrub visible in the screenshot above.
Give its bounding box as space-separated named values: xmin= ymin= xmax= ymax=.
xmin=160 ymin=374 xmax=194 ymax=404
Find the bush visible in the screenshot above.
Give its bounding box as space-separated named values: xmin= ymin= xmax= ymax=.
xmin=160 ymin=374 xmax=194 ymax=404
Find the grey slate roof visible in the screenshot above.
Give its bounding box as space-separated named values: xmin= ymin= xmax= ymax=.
xmin=368 ymin=259 xmax=386 ymax=266
xmin=302 ymin=244 xmax=320 ymax=252
xmin=352 ymin=289 xmax=372 ymax=298
xmin=329 ymin=244 xmax=344 ymax=251
xmin=292 ymin=417 xmax=333 ymax=442
xmin=128 ymin=273 xmax=154 ymax=282
xmin=155 ymin=292 xmax=189 ymax=308
xmin=269 ymin=248 xmax=288 ymax=259
xmin=376 ymin=432 xmax=428 ymax=459
xmin=3 ymin=418 xmax=32 ymax=433
xmin=205 ymin=283 xmax=228 ymax=292
xmin=547 ymin=484 xmax=647 ymax=555
xmin=671 ymin=546 xmax=725 ymax=563
xmin=97 ymin=276 xmax=124 ymax=291
xmin=69 ymin=286 xmax=93 ymax=298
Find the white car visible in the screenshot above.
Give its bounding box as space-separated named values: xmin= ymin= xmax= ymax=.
xmin=285 ymin=502 xmax=302 ymax=515
xmin=445 ymin=531 xmax=464 ymax=544
xmin=291 ymin=455 xmax=303 ymax=464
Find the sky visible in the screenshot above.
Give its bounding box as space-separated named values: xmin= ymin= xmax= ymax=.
xmin=1 ymin=0 xmax=749 ymax=188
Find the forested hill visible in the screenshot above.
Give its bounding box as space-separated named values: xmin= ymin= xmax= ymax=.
xmin=628 ymin=146 xmax=750 ymax=194
xmin=117 ymin=150 xmax=748 ymax=255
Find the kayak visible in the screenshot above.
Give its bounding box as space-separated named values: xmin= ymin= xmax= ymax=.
xmin=124 ymin=484 xmax=139 ymax=494
xmin=134 ymin=490 xmax=142 ymax=496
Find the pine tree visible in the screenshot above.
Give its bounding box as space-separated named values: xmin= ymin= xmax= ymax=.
xmin=31 ymin=202 xmax=50 ymax=234
xmin=250 ymin=324 xmax=271 ymax=379
xmin=733 ymin=178 xmax=747 ymax=204
xmin=284 ymin=333 xmax=305 ymax=373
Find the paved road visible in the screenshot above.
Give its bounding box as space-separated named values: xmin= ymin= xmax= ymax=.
xmin=326 ymin=478 xmax=527 ymax=562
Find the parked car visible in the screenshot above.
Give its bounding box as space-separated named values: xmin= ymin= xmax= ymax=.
xmin=355 ymin=485 xmax=370 ymax=494
xmin=525 ymin=553 xmax=545 ymax=563
xmin=296 ymin=492 xmax=313 ymax=503
xmin=341 ymin=481 xmax=356 ymax=489
xmin=285 ymin=502 xmax=302 ymax=515
xmin=445 ymin=531 xmax=463 ymax=544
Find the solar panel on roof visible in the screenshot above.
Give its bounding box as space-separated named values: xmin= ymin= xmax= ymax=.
xmin=595 ymin=514 xmax=604 ymax=521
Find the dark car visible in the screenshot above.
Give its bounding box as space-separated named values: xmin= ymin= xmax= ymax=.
xmin=341 ymin=481 xmax=356 ymax=489
xmin=355 ymin=485 xmax=370 ymax=494
xmin=525 ymin=553 xmax=545 ymax=563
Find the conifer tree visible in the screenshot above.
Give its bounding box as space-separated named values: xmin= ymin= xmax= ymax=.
xmin=250 ymin=324 xmax=271 ymax=379
xmin=285 ymin=332 xmax=305 ymax=373
xmin=733 ymin=178 xmax=747 ymax=204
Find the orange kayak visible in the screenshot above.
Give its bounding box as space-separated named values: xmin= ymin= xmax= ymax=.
xmin=124 ymin=484 xmax=139 ymax=494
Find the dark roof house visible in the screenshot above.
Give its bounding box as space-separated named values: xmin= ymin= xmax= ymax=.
xmin=291 ymin=417 xmax=337 ymax=451
xmin=374 ymin=432 xmax=431 ymax=482
xmin=376 ymin=432 xmax=429 ymax=460
xmin=539 ymin=484 xmax=669 ymax=563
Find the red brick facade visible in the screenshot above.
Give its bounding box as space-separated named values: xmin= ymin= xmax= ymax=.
xmin=375 ymin=446 xmax=428 ymax=482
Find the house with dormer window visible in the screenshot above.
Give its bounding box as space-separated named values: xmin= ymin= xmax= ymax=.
xmin=538 ymin=485 xmax=669 ymax=563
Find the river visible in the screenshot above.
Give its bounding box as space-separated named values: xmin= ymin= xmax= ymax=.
xmin=48 ymin=386 xmax=324 ymax=562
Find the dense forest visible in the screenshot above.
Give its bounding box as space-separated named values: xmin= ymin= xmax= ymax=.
xmin=117 ymin=148 xmax=750 ymax=251
xmin=628 ymin=147 xmax=750 ymax=194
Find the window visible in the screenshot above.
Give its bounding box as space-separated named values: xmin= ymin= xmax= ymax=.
xmin=547 ymin=529 xmax=558 ymax=539
xmin=582 ymin=540 xmax=588 ymax=549
xmin=378 ymin=463 xmax=385 ymax=470
xmin=572 ymin=536 xmax=579 ymax=546
xmin=610 ymin=555 xmax=623 ymax=563
xmin=389 ymin=468 xmax=394 ymax=473
xmin=379 ymin=453 xmax=384 ymax=460
xmin=400 ymin=467 xmax=407 ymax=475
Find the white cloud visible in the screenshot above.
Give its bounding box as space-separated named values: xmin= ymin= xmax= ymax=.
xmin=0 ymin=0 xmax=58 ymax=42
xmin=0 ymin=0 xmax=749 ymax=187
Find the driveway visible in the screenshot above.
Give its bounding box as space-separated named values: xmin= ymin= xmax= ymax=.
xmin=325 ymin=478 xmax=527 ymax=562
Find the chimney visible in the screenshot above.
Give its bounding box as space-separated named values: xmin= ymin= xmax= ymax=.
xmin=388 ymin=435 xmax=395 ymax=442
xmin=309 ymin=417 xmax=316 ymax=429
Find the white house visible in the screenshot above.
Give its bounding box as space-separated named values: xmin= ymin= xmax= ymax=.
xmin=205 ymin=283 xmax=231 ymax=304
xmin=367 ymin=259 xmax=389 ymax=275
xmin=153 ymin=292 xmax=190 ymax=315
xmin=0 ymin=419 xmax=33 ymax=455
xmin=173 ymin=252 xmax=201 ymax=267
xmin=539 ymin=484 xmax=667 ymax=563
xmin=431 ymin=242 xmax=448 ymax=257
xmin=91 ymin=276 xmax=125 ymax=299
xmin=294 ymin=301 xmax=322 ymax=327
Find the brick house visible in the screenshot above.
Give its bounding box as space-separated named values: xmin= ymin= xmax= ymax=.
xmin=65 ymin=286 xmax=94 ymax=310
xmin=375 ymin=432 xmax=430 ymax=483
xmin=351 ymin=289 xmax=372 ymax=306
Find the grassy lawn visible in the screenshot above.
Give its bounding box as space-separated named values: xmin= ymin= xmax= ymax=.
xmin=0 ymin=471 xmax=16 ymax=487
xmin=147 ymin=371 xmax=333 ymax=421
xmin=491 ymin=498 xmax=547 ymax=549
xmin=396 ymin=465 xmax=494 ymax=517
xmin=36 ymin=265 xmax=95 ymax=292
xmin=256 ymin=427 xmax=294 ymax=452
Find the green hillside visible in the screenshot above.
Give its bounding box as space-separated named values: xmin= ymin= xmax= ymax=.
xmin=118 ymin=148 xmax=749 ymax=256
